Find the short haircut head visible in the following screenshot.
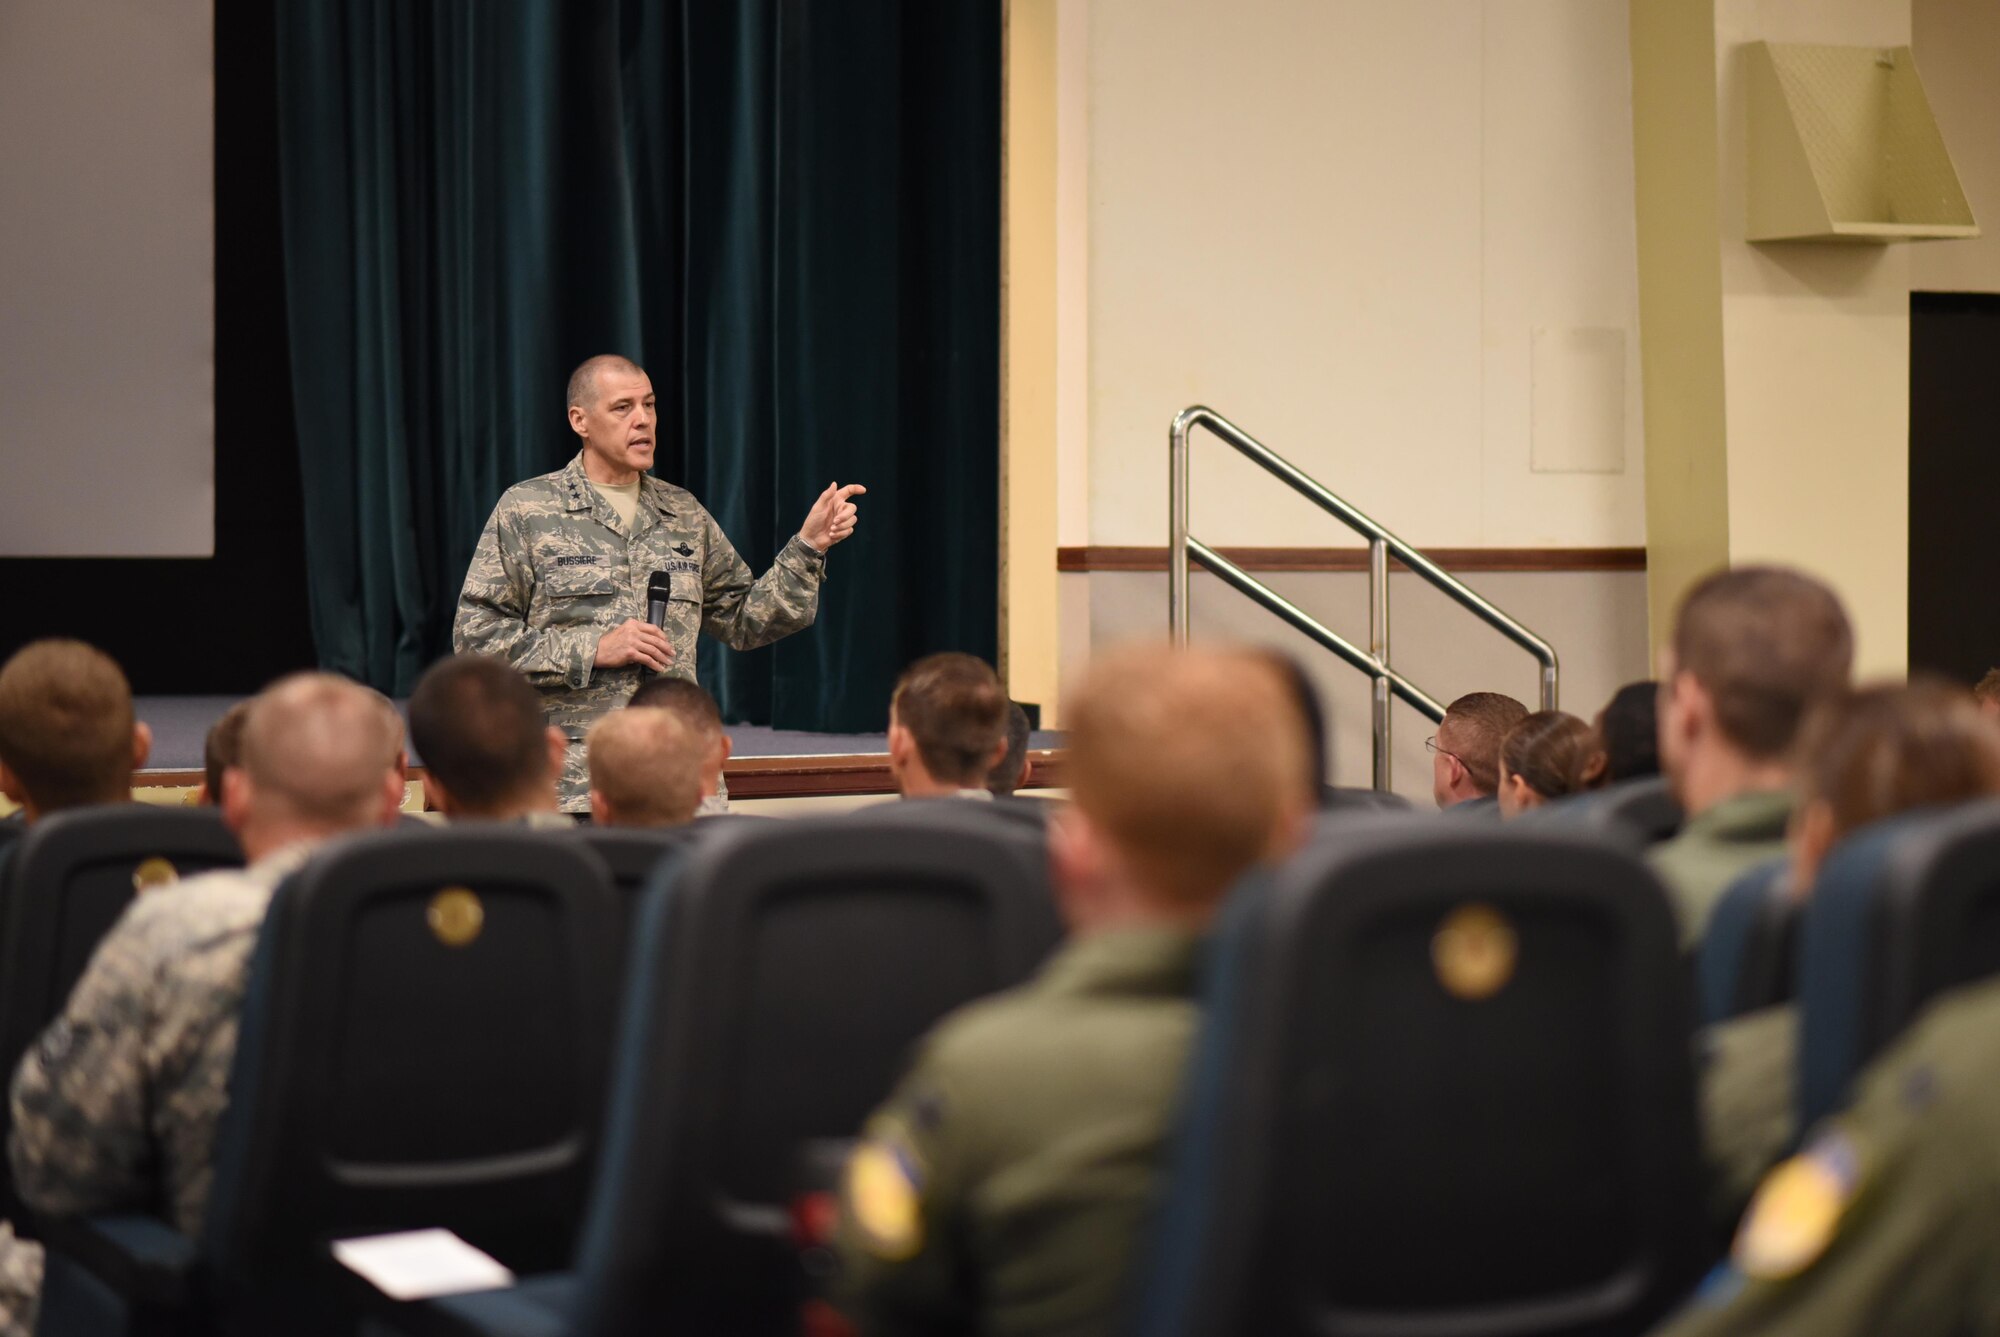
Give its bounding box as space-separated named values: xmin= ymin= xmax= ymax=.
xmin=1439 ymin=692 xmax=1530 ymax=795
xmin=241 ymin=673 xmax=402 ymax=828
xmin=1975 ymin=669 xmax=2000 ymax=706
xmin=1258 ymin=651 xmax=1331 ymax=793
xmin=1671 ymin=566 xmax=1854 ymax=760
xmin=1500 ymin=710 xmax=1608 ymax=801
xmin=588 ymin=707 xmax=704 ymax=827
xmin=202 ymin=701 xmax=253 ymax=806
xmin=986 ymin=701 xmax=1033 ymax=795
xmin=408 ymin=654 xmax=553 ymax=814
xmin=0 ymin=640 xmax=137 ymax=812
xmin=1798 ymin=677 xmax=2000 ymax=843
xmin=890 ymin=653 xmax=1009 ymax=786
xmin=1065 ymin=643 xmax=1314 ymax=910
xmin=1597 ymin=681 xmax=1661 ymax=782
xmin=628 ymin=676 xmax=723 ymax=742
xmin=566 ymin=354 xmax=646 ymax=409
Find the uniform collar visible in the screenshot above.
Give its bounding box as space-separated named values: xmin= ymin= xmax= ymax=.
xmin=558 ymin=452 xmax=679 ymax=534
xmin=1035 ymin=925 xmax=1203 ymax=1001
xmin=1683 ymin=787 xmax=1793 ymax=843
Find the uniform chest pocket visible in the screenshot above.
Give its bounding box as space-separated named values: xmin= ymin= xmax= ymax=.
xmin=535 ymin=564 xmax=620 ymax=625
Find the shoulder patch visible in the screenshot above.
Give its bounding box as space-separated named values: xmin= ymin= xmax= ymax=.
xmin=845 ymin=1139 xmax=925 ymax=1261
xmin=1733 ymin=1132 xmax=1863 ymax=1280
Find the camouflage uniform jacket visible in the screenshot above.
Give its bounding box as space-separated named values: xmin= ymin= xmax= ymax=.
xmin=1661 ymin=974 xmax=2000 ymax=1337
xmin=453 ymin=453 xmax=825 ymax=811
xmin=8 ymin=843 xmax=317 ymax=1242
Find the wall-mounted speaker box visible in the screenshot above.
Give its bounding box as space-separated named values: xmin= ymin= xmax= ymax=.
xmin=1746 ymin=41 xmax=1979 ymax=244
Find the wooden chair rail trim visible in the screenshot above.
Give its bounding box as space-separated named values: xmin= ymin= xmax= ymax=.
xmin=1056 ymin=546 xmax=1646 ymax=573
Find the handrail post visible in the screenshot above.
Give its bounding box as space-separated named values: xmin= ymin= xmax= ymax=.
xmin=1368 ymin=537 xmax=1391 ymax=791
xmin=1168 ymin=414 xmax=1192 ymax=645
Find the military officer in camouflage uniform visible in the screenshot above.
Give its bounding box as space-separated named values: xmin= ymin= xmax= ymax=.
xmin=0 ymin=675 xmax=405 ymax=1337
xmin=1662 ymin=973 xmax=2000 ymax=1336
xmin=453 ymin=354 xmax=864 ymax=813
xmin=834 ymin=646 xmax=1316 ymax=1337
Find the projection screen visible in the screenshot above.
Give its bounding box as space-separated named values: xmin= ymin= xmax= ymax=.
xmin=0 ymin=0 xmax=215 ymax=556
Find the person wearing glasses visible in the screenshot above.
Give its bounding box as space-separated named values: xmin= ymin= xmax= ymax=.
xmin=1427 ymin=692 xmax=1529 ymax=816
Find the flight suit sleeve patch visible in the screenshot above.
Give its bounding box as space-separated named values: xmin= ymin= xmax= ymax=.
xmin=844 ymin=1137 xmax=926 ymax=1262
xmin=1731 ymin=1131 xmax=1863 ymax=1281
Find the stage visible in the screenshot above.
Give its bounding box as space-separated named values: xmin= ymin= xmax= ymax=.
xmin=132 ymin=696 xmax=1066 ymax=800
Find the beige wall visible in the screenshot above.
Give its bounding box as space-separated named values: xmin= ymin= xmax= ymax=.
xmin=1713 ymin=0 xmax=1913 ymax=677
xmin=1081 ymin=0 xmax=1647 ymax=550
xmin=1003 ymin=0 xmax=1063 ymax=720
xmin=1630 ymin=0 xmax=1995 ymax=678
xmin=1050 ymin=0 xmax=1655 ymax=731
xmin=1086 ymin=568 xmax=1651 ymax=800
xmin=1911 ymin=0 xmax=2000 ymax=293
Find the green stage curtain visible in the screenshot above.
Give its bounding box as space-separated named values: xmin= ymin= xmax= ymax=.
xmin=275 ymin=1 xmax=999 ymax=731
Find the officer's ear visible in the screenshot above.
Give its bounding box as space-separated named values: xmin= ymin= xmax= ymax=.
xmin=887 ymin=719 xmax=915 ymax=773
xmin=221 ymin=765 xmax=254 ymax=832
xmin=1790 ymin=798 xmax=1838 ymax=895
xmin=0 ymin=759 xmax=25 ymax=808
xmin=377 ymin=768 xmax=407 ymax=826
xmin=1049 ymin=806 xmax=1111 ymax=928
xmin=567 ymin=402 xmax=589 ymax=441
xmin=422 ymin=770 xmax=454 ymax=816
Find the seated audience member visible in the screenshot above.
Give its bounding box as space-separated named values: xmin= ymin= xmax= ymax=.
xmin=407 ymin=654 xmax=570 ymax=825
xmin=1495 ymin=711 xmax=1608 ymax=817
xmin=1260 ymin=651 xmax=1334 ymax=797
xmin=586 ymin=707 xmax=704 ymax=829
xmin=1666 ymin=975 xmax=2000 ymax=1336
xmin=1429 ymin=691 xmax=1529 ymax=815
xmin=0 ymin=640 xmax=152 ymax=825
xmin=197 ymin=700 xmax=252 ymax=806
xmin=1974 ymin=667 xmax=2000 ymax=719
xmin=628 ymin=676 xmax=733 ymax=815
xmin=1 ymin=674 xmax=404 ymax=1335
xmin=986 ymin=701 xmax=1035 ymax=796
xmin=886 ymin=652 xmax=1009 ymax=800
xmin=1595 ymin=680 xmax=1661 ymax=782
xmin=835 ymin=644 xmax=1315 ymax=1336
xmin=1698 ymin=678 xmax=2000 ymax=1226
xmin=1650 ymin=567 xmax=1851 ymax=944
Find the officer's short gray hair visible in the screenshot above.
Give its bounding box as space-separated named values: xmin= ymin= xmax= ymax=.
xmin=566 ymin=354 xmax=647 ymax=409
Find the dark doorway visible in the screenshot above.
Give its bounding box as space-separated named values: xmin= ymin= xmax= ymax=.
xmin=1909 ymin=291 xmax=2000 ymax=683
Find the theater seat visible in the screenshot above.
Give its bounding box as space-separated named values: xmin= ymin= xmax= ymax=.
xmin=569 ymin=826 xmax=700 ymax=902
xmin=1131 ymin=821 xmax=1709 ymax=1337
xmin=34 ymin=827 xmax=621 ymax=1337
xmin=376 ymin=804 xmax=1063 ymax=1337
xmin=1796 ymin=801 xmax=2000 ymax=1130
xmin=1322 ymin=785 xmax=1413 ymax=812
xmin=1519 ymin=776 xmax=1683 ymax=852
xmin=1696 ymin=858 xmax=1796 ymax=1026
xmin=0 ymin=805 xmax=242 ymax=1232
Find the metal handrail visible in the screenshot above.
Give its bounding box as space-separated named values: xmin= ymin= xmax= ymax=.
xmin=1168 ymin=405 xmax=1559 ymax=790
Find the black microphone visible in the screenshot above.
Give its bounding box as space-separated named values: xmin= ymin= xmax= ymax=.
xmin=647 ymin=570 xmax=673 ymax=630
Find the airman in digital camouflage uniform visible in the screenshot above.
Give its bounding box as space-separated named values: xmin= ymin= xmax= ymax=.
xmin=0 ymin=675 xmax=405 ymax=1337
xmin=1661 ymin=973 xmax=2000 ymax=1337
xmin=453 ymin=354 xmax=864 ymax=813
xmin=834 ymin=645 xmax=1317 ymax=1337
